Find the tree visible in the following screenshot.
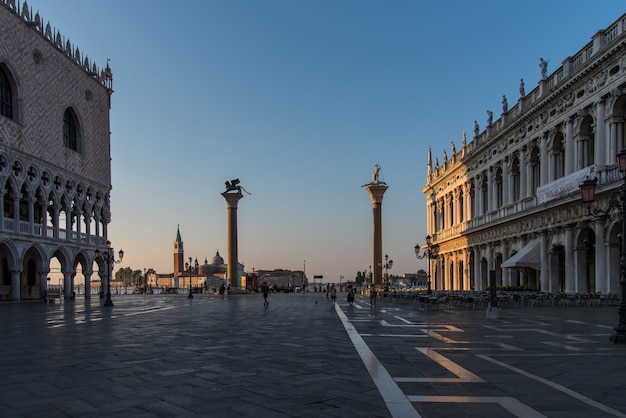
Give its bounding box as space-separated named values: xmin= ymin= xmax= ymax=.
xmin=355 ymin=271 xmax=365 ymax=286
xmin=115 ymin=267 xmax=133 ymax=286
xmin=131 ymin=269 xmax=142 ymax=286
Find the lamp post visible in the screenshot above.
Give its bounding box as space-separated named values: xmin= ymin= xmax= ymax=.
xmin=95 ymin=240 xmax=124 ymax=307
xmin=185 ymin=257 xmax=198 ymax=299
xmin=383 ymin=254 xmax=393 ymax=289
xmin=579 ymin=148 xmax=626 ymax=344
xmin=415 ymin=235 xmax=439 ymax=295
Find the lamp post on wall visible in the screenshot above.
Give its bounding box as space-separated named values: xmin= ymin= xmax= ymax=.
xmin=95 ymin=240 xmax=124 ymax=307
xmin=185 ymin=257 xmax=198 ymax=299
xmin=579 ymin=148 xmax=626 ymax=344
xmin=415 ymin=235 xmax=439 ymax=295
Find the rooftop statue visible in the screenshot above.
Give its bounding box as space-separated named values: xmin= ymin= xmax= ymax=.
xmin=539 ymin=58 xmax=548 ymax=80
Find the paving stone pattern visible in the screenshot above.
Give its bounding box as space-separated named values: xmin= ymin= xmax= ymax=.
xmin=0 ymin=293 xmax=625 ymax=417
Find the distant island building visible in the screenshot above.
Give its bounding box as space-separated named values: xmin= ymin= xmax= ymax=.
xmin=145 ymin=226 xmax=243 ymax=293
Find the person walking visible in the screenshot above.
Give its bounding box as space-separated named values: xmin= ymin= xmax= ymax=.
xmin=219 ymin=284 xmax=225 ymax=299
xmin=347 ymin=286 xmax=355 ymax=307
xmin=329 ymin=283 xmax=337 ymax=305
xmin=261 ymin=282 xmax=270 ymax=306
xmin=369 ymin=284 xmax=377 ymax=307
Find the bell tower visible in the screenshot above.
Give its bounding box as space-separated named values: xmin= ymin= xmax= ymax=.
xmin=173 ymin=225 xmax=184 ymax=275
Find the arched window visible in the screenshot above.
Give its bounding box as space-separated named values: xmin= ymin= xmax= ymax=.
xmin=530 ymin=146 xmax=540 ymax=192
xmin=63 ymin=108 xmax=79 ymax=151
xmin=0 ymin=67 xmax=13 ymax=119
xmin=552 ymin=132 xmax=565 ymax=180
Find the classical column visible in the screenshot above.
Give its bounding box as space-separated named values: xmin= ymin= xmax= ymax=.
xmin=595 ymin=220 xmax=607 ymax=294
xmin=519 ymin=152 xmax=527 ymax=199
xmin=27 ymin=195 xmax=34 ymax=235
xmin=503 ymin=158 xmax=511 ymax=206
xmin=222 ymin=191 xmax=244 ymax=288
xmin=565 ymin=117 xmax=575 ymax=175
xmin=596 ymin=100 xmax=606 ymax=166
xmin=540 ymin=232 xmax=549 ymax=291
xmin=64 ymin=204 xmax=72 ymax=240
xmin=10 ymin=269 xmax=20 ymax=300
xmin=63 ymin=269 xmax=72 ymax=299
xmin=540 ymin=133 xmax=549 ymax=186
xmin=564 ymin=225 xmax=575 ymax=293
xmin=365 ymin=183 xmax=388 ymax=286
xmin=83 ymin=268 xmax=92 ymax=299
xmin=12 ymin=192 xmax=19 ymax=233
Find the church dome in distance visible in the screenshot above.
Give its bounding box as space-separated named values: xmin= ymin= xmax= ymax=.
xmin=211 ymin=251 xmax=224 ymax=266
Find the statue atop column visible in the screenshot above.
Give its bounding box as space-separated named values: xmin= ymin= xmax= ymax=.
xmin=363 ymin=164 xmax=386 ymax=187
xmin=224 ymin=178 xmax=251 ymax=195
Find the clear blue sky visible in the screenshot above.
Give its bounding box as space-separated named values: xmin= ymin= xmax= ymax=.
xmin=39 ymin=1 xmax=625 ymax=282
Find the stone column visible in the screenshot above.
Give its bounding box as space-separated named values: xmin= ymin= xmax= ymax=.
xmin=595 ymin=220 xmax=607 ymax=294
xmin=366 ymin=183 xmax=388 ymax=286
xmin=540 ymin=133 xmax=549 ymax=186
xmin=596 ymin=100 xmax=606 ymax=166
xmin=222 ymin=191 xmax=244 ymax=288
xmin=564 ymin=225 xmax=575 ymax=293
xmin=540 ymin=231 xmax=549 ymax=292
xmin=565 ymin=117 xmax=575 ymax=175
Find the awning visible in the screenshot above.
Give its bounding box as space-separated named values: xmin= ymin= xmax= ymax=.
xmin=501 ymin=239 xmax=541 ymax=270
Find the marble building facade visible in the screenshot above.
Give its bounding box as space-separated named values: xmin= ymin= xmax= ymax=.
xmin=423 ymin=13 xmax=626 ymax=295
xmin=0 ymin=1 xmax=113 ymax=300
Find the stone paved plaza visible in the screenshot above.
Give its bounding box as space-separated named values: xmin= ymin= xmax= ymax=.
xmin=0 ymin=292 xmax=625 ymax=417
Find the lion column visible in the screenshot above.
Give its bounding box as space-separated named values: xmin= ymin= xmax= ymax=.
xmin=364 ymin=167 xmax=388 ymax=287
xmin=222 ymin=190 xmax=244 ymax=288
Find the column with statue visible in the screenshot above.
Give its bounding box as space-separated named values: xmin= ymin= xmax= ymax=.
xmin=362 ymin=165 xmax=388 ymax=287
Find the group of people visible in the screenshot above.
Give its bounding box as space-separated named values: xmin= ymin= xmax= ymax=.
xmin=259 ymin=281 xmax=380 ymax=308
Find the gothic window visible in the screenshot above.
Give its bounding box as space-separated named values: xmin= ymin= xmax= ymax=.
xmin=0 ymin=66 xmax=13 ymax=119
xmin=63 ymin=108 xmax=80 ymax=152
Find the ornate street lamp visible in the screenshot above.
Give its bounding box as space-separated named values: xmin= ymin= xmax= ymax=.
xmin=579 ymin=148 xmax=626 ymax=344
xmin=415 ymin=235 xmax=439 ymax=295
xmin=95 ymin=240 xmax=124 ymax=307
xmin=383 ymin=254 xmax=393 ymax=289
xmin=185 ymin=257 xmax=199 ymax=299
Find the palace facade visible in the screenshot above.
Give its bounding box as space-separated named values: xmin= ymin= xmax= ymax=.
xmin=0 ymin=1 xmax=113 ymax=300
xmin=424 ymin=13 xmax=626 ymax=294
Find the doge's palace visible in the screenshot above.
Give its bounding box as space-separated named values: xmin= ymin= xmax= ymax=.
xmin=0 ymin=1 xmax=114 ymax=300
xmin=423 ymin=13 xmax=626 ymax=296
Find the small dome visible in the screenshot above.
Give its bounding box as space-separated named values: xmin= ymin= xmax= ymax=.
xmin=211 ymin=251 xmax=224 ymax=266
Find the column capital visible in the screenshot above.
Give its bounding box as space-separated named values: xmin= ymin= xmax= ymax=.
xmin=221 ymin=192 xmax=244 ymax=208
xmin=365 ymin=184 xmax=388 ymax=205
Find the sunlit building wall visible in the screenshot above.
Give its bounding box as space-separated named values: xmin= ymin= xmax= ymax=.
xmin=424 ymin=13 xmax=626 ymax=294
